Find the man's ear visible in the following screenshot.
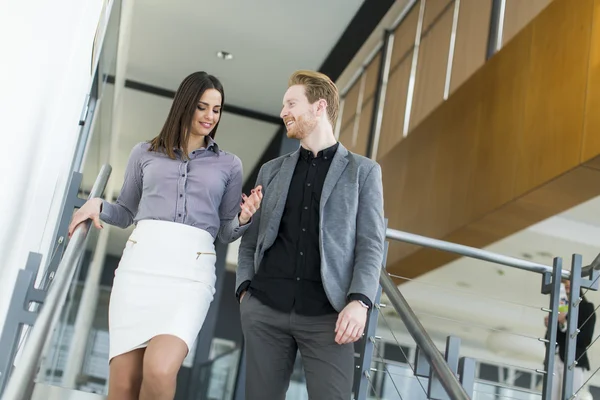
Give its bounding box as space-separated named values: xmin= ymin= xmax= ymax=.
xmin=316 ymin=99 xmax=328 ymax=116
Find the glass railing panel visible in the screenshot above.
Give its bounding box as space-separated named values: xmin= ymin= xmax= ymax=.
xmin=473 ymin=381 xmax=541 ymax=400
xmin=195 ymin=348 xmax=241 ymax=400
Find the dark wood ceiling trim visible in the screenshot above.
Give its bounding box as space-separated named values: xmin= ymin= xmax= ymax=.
xmin=319 ymin=0 xmax=396 ymax=81
xmin=105 ymin=74 xmax=281 ymax=125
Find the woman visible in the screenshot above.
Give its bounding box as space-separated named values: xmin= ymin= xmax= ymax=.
xmin=68 ymin=71 xmax=262 ymax=399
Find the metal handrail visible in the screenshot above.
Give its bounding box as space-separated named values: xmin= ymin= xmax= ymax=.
xmin=385 ymin=228 xmax=571 ymax=279
xmin=581 ymin=252 xmax=600 ymax=275
xmin=2 ymin=164 xmax=112 ymax=400
xmin=380 ymin=271 xmax=470 ymax=400
xmin=197 ymin=347 xmax=241 ymax=369
xmin=379 ymin=227 xmax=578 ymax=400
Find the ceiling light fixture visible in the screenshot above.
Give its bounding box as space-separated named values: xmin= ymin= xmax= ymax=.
xmin=217 ymin=51 xmax=233 ymax=60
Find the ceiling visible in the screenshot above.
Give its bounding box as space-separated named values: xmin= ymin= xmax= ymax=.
xmin=125 ymin=0 xmax=366 ymax=116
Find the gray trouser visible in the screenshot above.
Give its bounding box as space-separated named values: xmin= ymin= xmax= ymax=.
xmin=240 ymin=292 xmax=354 ymax=400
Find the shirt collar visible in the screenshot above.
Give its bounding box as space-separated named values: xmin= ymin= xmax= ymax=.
xmin=205 ymin=136 xmax=219 ymax=153
xmin=300 ymin=142 xmax=339 ymax=161
xmin=173 ymin=136 xmax=220 ymax=155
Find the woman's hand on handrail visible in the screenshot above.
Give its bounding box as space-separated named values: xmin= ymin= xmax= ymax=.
xmin=68 ymin=197 xmax=103 ymax=238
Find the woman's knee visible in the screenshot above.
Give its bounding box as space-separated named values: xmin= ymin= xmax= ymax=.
xmin=142 ymin=335 xmax=187 ymax=386
xmin=143 ymin=360 xmax=179 ymax=387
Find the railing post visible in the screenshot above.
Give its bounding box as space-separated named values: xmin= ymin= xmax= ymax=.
xmin=486 ymin=0 xmax=506 ymax=59
xmin=380 ymin=272 xmax=470 ymax=400
xmin=562 ymin=254 xmax=583 ymax=400
xmin=540 ymin=257 xmax=563 ymax=400
xmin=0 ymin=169 xmax=90 ymax=397
xmin=354 ymin=287 xmax=383 ymax=400
xmin=0 ymin=254 xmax=43 ymax=396
xmin=232 ymin=342 xmax=246 ymax=400
xmin=353 ymin=242 xmax=387 ymax=400
xmin=428 ymin=336 xmax=461 ymax=400
xmin=40 ymin=171 xmax=86 ymax=291
xmin=1 ymin=165 xmax=111 ymax=400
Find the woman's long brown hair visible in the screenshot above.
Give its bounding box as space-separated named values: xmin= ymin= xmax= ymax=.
xmin=149 ymin=71 xmax=224 ymax=159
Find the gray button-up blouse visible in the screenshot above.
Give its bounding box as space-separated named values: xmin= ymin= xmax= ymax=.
xmin=100 ymin=139 xmax=250 ymax=243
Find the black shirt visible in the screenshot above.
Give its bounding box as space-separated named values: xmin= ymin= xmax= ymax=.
xmin=237 ymin=143 xmax=370 ymax=315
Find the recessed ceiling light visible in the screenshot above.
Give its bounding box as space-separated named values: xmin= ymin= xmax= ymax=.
xmin=217 ymin=51 xmax=233 ymax=60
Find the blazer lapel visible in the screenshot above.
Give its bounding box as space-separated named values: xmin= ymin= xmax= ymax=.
xmin=320 ymin=144 xmax=349 ymax=213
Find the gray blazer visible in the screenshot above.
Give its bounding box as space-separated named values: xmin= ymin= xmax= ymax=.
xmin=236 ymin=143 xmax=385 ymax=312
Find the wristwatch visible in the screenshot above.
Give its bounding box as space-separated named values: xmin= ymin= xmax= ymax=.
xmin=358 ymin=300 xmax=370 ymax=309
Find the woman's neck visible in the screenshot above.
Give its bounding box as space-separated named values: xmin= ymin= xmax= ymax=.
xmin=186 ymin=135 xmax=207 ymax=153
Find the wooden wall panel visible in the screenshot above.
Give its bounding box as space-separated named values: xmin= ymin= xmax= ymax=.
xmin=391 ymin=2 xmax=420 ymax=71
xmin=423 ymin=71 xmax=482 ymax=235
xmin=341 ymin=78 xmax=361 ymax=131
xmin=502 ymin=0 xmax=552 ymax=46
xmin=423 ymin=0 xmax=453 ymax=30
xmin=363 ymin=53 xmax=382 ymax=103
xmin=586 ymin=155 xmax=600 ymax=171
xmin=338 ymin=99 xmax=374 ymax=157
xmin=514 ymin=0 xmax=591 ymax=195
xmin=338 ymin=119 xmax=355 ymax=152
xmin=382 ymin=123 xmax=438 ymax=264
xmin=392 ymin=166 xmax=600 ymax=280
xmin=449 ymin=0 xmax=492 ymax=94
xmin=377 ymin=55 xmax=412 ymax=160
xmin=582 ymin=0 xmax=600 ymax=163
xmin=354 ymin=98 xmax=374 ymax=157
xmin=469 ymin=26 xmax=531 ymax=218
xmin=376 ymin=0 xmax=600 ymax=277
xmin=409 ymin=3 xmax=454 ymax=130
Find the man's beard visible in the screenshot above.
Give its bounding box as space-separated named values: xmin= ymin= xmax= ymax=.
xmin=286 ymin=110 xmax=317 ymax=140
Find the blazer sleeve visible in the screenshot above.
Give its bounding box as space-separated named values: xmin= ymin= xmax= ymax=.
xmin=348 ymin=163 xmax=386 ymax=305
xmin=236 ymin=165 xmax=265 ymax=295
xmin=577 ymin=300 xmax=596 ymax=348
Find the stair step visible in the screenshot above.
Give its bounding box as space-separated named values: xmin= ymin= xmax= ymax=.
xmin=31 ymin=383 xmax=106 ymax=400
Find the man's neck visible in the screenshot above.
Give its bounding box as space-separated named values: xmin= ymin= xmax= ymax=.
xmin=300 ymin=125 xmax=337 ymax=157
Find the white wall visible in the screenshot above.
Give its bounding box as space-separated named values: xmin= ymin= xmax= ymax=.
xmin=0 ymin=0 xmax=107 ymax=331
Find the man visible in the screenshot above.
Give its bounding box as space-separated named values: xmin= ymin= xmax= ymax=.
xmin=236 ymin=70 xmax=385 ymax=399
xmin=544 ymin=279 xmax=596 ymax=400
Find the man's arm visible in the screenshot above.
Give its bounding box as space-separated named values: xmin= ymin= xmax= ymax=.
xmin=235 ymin=166 xmax=265 ymax=301
xmin=348 ymin=163 xmax=385 ymax=305
xmin=578 ymin=301 xmax=596 ymax=347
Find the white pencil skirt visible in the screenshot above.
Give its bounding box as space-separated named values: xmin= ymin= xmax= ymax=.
xmin=108 ymin=220 xmax=217 ymax=361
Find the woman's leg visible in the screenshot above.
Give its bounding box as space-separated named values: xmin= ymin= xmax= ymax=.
xmin=139 ymin=334 xmax=189 ymax=400
xmin=107 ymin=348 xmax=145 ymax=400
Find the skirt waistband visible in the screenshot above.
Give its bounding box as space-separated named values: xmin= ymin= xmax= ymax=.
xmin=129 ymin=220 xmax=215 ymax=253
